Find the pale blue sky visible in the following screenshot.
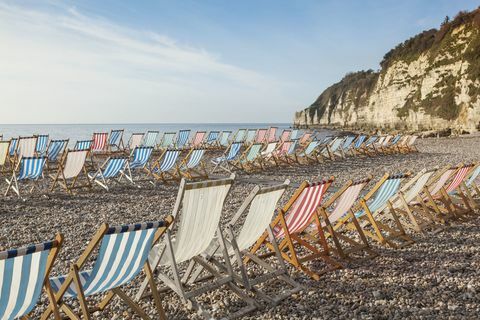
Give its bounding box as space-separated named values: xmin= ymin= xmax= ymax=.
xmin=0 ymin=0 xmax=478 ymax=123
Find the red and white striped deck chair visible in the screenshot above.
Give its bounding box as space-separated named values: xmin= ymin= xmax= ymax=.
xmin=250 ymin=178 xmax=342 ymax=280
xmin=317 ymin=176 xmax=377 ymax=260
xmin=254 ymin=129 xmax=268 ymax=144
xmin=190 ymin=131 xmax=206 ymax=148
xmin=91 ymin=132 xmax=108 ymax=153
xmin=299 ymin=132 xmax=313 ymax=146
xmin=279 ymin=129 xmax=291 ymax=143
xmin=266 ymin=127 xmax=277 ymax=143
xmin=272 ymin=140 xmax=293 ymax=166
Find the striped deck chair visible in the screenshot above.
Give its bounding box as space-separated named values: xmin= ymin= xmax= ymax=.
xmin=218 ymin=131 xmax=232 ymax=147
xmin=317 ymin=177 xmax=376 ymax=260
xmin=175 ymin=129 xmax=191 ymax=149
xmin=150 ymin=149 xmax=181 ymax=182
xmin=108 ymin=129 xmax=124 ymax=151
xmin=74 ymin=140 xmax=92 ymax=151
xmin=46 ymin=219 xmax=173 ymax=320
xmin=319 ymin=136 xmax=344 ymax=161
xmin=178 ymin=148 xmax=208 ymax=179
xmin=337 ymin=173 xmax=414 ymax=249
xmin=272 ymin=140 xmax=293 ymax=166
xmin=266 ymin=127 xmax=277 ymax=143
xmin=8 ymin=138 xmax=17 ymax=157
xmin=190 ymin=131 xmax=206 ymax=148
xmin=298 ymin=131 xmax=313 ymax=146
xmin=125 ymin=146 xmax=154 ymax=184
xmin=232 ymin=143 xmax=263 ymax=172
xmin=244 ymin=129 xmax=257 ymax=145
xmin=35 ymin=134 xmax=49 ymax=155
xmin=0 ymin=234 xmax=63 ymax=320
xmin=90 ymin=132 xmax=108 ymax=153
xmin=290 ymin=129 xmax=299 ymax=140
xmin=13 ymin=136 xmax=38 ymax=167
xmin=359 ymin=135 xmax=378 ymax=156
xmin=5 ymin=156 xmax=47 ymax=196
xmin=250 ymin=179 xmax=342 ymax=280
xmin=142 ymin=130 xmax=159 ymax=148
xmin=211 ymin=142 xmax=242 ymax=173
xmin=294 ymin=140 xmax=320 ymax=164
xmin=128 ymin=133 xmax=144 ymax=151
xmin=137 ymin=176 xmax=257 ymax=319
xmin=339 ymin=135 xmax=355 ymax=158
xmin=205 ymin=131 xmax=219 ymax=148
xmin=279 ymin=129 xmax=291 ymax=143
xmin=258 ymin=142 xmax=278 ymax=168
xmin=463 ymin=164 xmax=480 ymax=199
xmin=405 ymin=135 xmax=419 ymax=152
xmin=281 ymin=139 xmax=299 ymax=165
xmin=384 ymin=134 xmax=402 ymax=153
xmin=233 ymin=128 xmax=247 ymax=143
xmin=377 ymin=135 xmax=393 ymax=154
xmin=46 ymin=139 xmax=68 ymax=165
xmin=88 ymin=157 xmax=129 ymax=191
xmin=159 ymin=132 xmax=176 ymax=150
xmin=255 ymin=128 xmax=268 ymax=144
xmin=395 ymin=135 xmax=411 ymax=153
xmin=50 ymin=149 xmax=91 ymax=194
xmin=0 ymin=140 xmax=11 ymax=174
xmin=350 ymin=135 xmax=366 ymax=156
xmin=185 ymin=180 xmax=302 ymax=305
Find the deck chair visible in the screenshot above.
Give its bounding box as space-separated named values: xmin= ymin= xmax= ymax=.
xmin=35 ymin=134 xmax=49 ymax=155
xmin=136 ymin=176 xmax=257 ymax=319
xmin=218 ymin=131 xmax=232 ymax=147
xmin=359 ymin=136 xmax=378 ymax=156
xmin=294 ymin=140 xmax=320 ymax=164
xmin=74 ymin=140 xmax=92 ymax=151
xmin=128 ymin=133 xmax=144 ymax=151
xmin=337 ymin=173 xmax=414 ymax=249
xmin=298 ymin=132 xmax=312 ymax=146
xmin=190 ymin=131 xmax=206 ymax=148
xmin=5 ymin=156 xmax=47 ymax=196
xmin=279 ymin=129 xmax=292 ymax=143
xmin=46 ymin=139 xmax=69 ymax=165
xmin=46 ymin=219 xmax=173 ymax=320
xmin=254 ymin=129 xmax=268 ymax=144
xmin=244 ymin=129 xmax=257 ymax=145
xmin=257 ymin=142 xmax=278 ymax=168
xmin=232 ymin=143 xmax=263 ymax=172
xmin=0 ymin=140 xmax=11 ymax=174
xmin=88 ymin=157 xmax=129 ymax=191
xmin=8 ymin=138 xmax=18 ymax=157
xmin=108 ymin=129 xmax=124 ymax=151
xmin=320 ymin=137 xmax=344 ymax=161
xmin=150 ymin=149 xmax=181 ymax=182
xmin=272 ymin=140 xmax=293 ymax=166
xmin=396 ymin=135 xmax=411 ymax=153
xmin=250 ymin=179 xmax=342 ymax=280
xmin=339 ymin=136 xmax=355 ymax=158
xmin=159 ymin=132 xmax=176 ymax=150
xmin=384 ymin=134 xmax=402 ymax=153
xmin=205 ymin=131 xmax=219 ymax=148
xmin=350 ymin=135 xmax=366 ymax=156
xmin=403 ymin=135 xmax=419 ymax=153
xmin=185 ymin=180 xmax=302 ymax=305
xmin=13 ymin=136 xmax=38 ymax=168
xmin=176 ymin=129 xmax=191 ymax=149
xmin=50 ymin=149 xmax=91 ymax=194
xmin=266 ymin=127 xmax=277 ymax=143
xmin=233 ymin=129 xmax=247 ymax=143
xmin=290 ymin=129 xmax=299 ymax=140
xmin=0 ymin=234 xmax=63 ymax=320
xmin=211 ymin=142 xmax=242 ymax=173
xmin=142 ymin=130 xmax=159 ymax=148
xmin=125 ymin=146 xmax=155 ymax=184
xmin=317 ymin=177 xmax=376 ymax=260
xmin=91 ymin=132 xmax=108 ymax=153
xmin=463 ymin=164 xmax=480 ymax=199
xmin=178 ymin=148 xmax=208 ymax=179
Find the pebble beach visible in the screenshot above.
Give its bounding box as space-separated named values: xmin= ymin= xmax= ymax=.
xmin=1 ymin=134 xmax=480 ymax=319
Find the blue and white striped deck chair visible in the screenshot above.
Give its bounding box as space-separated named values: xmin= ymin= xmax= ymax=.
xmin=125 ymin=146 xmax=154 ymax=184
xmin=290 ymin=129 xmax=299 ymax=140
xmin=151 ymin=149 xmax=181 ymax=182
xmin=175 ymin=129 xmax=190 ymax=149
xmin=219 ymin=130 xmax=232 ymax=147
xmin=294 ymin=140 xmax=320 ymax=164
xmin=179 ymin=148 xmax=208 ymax=179
xmin=211 ymin=141 xmax=242 ymax=173
xmin=46 ymin=139 xmax=69 ymax=164
xmin=349 ymin=172 xmax=414 ymax=248
xmin=142 ymin=130 xmax=159 ymax=148
xmin=0 ymin=234 xmax=63 ymax=320
xmin=74 ymin=140 xmax=92 ymax=151
xmin=5 ymin=156 xmax=47 ymax=196
xmin=465 ymin=164 xmax=480 ymax=197
xmin=321 ymin=136 xmax=344 ymax=161
xmin=205 ymin=131 xmax=219 ymax=148
xmin=233 ymin=129 xmax=247 ymax=143
xmin=35 ymin=134 xmax=49 ymax=155
xmin=46 ymin=219 xmax=173 ymax=320
xmin=385 ymin=134 xmax=402 ymax=153
xmin=108 ymin=129 xmax=124 ymax=151
xmin=88 ymin=157 xmax=129 ymax=190
xmin=8 ymin=138 xmax=17 ymax=157
xmin=351 ymin=135 xmax=366 ymax=155
xmin=361 ymin=136 xmax=378 ymax=156
xmin=340 ymin=136 xmax=355 ymax=158
xmin=159 ymin=132 xmax=176 ymax=150
xmin=244 ymin=129 xmax=256 ymax=145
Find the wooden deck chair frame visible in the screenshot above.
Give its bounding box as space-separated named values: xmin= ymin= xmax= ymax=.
xmin=210 ymin=142 xmax=242 ymax=174
xmin=124 ymin=146 xmax=156 ymax=185
xmin=460 ymin=163 xmax=480 ymax=206
xmin=293 ymin=140 xmax=321 ymax=165
xmin=107 ymin=129 xmax=125 ymax=152
xmin=149 ymin=149 xmax=181 ymax=183
xmin=231 ymin=143 xmax=263 ymax=172
xmin=88 ymin=156 xmax=130 ymax=191
xmin=178 ymin=148 xmax=208 ymax=180
xmin=41 ymin=218 xmax=173 ymax=320
xmin=249 ymin=178 xmax=342 ymax=280
xmin=5 ymin=156 xmax=47 ymax=197
xmin=45 ymin=139 xmax=69 ymax=171
xmin=49 ymin=149 xmax=92 ymax=194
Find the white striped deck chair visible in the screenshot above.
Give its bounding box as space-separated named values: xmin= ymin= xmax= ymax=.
xmin=175 ymin=129 xmax=191 ymax=148
xmin=258 ymin=142 xmax=278 ymax=168
xmin=0 ymin=235 xmax=63 ymax=320
xmin=142 ymin=130 xmax=159 ymax=148
xmin=211 ymin=141 xmax=242 ymax=173
xmin=91 ymin=132 xmax=108 ymax=153
xmin=151 ymin=149 xmax=181 ymax=182
xmin=0 ymin=140 xmax=11 ymax=174
xmin=218 ymin=131 xmax=232 ymax=147
xmin=179 ymin=148 xmax=208 ymax=179
xmin=46 ymin=139 xmax=68 ymax=164
xmin=8 ymin=138 xmax=17 ymax=157
xmin=88 ymin=157 xmax=129 ymax=191
xmin=279 ymin=129 xmax=291 ymax=142
xmin=46 ymin=219 xmax=173 ymax=320
xmin=159 ymin=132 xmax=176 ymax=150
xmin=250 ymin=179 xmax=341 ymax=280
xmin=137 ymin=176 xmax=257 ymax=319
xmin=108 ymin=129 xmax=124 ymax=151
xmin=318 ymin=177 xmax=376 ymax=260
xmin=125 ymin=146 xmax=154 ymax=183
xmin=244 ymin=129 xmax=256 ymax=145
xmin=50 ymin=149 xmax=91 ymax=193
xmin=5 ymin=156 xmax=47 ymax=196
xmin=35 ymin=134 xmax=49 ymax=155
xmin=14 ymin=136 xmax=38 ymax=163
xmin=255 ymin=128 xmax=268 ymax=144
xmin=233 ymin=129 xmax=247 ymax=143
xmin=190 ymin=131 xmax=206 ymax=148
xmin=266 ymin=127 xmax=277 ymax=143
xmin=74 ymin=140 xmax=92 ymax=151
xmin=290 ymin=129 xmax=299 ymax=140
xmin=232 ymin=143 xmax=263 ymax=172
xmin=128 ymin=133 xmax=144 ymax=151
xmin=205 ymin=131 xmax=219 ymax=148
xmin=343 ymin=173 xmax=414 ymax=248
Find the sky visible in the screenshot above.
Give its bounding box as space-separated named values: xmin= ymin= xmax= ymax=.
xmin=0 ymin=0 xmax=479 ymax=124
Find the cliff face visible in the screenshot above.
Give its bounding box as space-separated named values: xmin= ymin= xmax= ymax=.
xmin=295 ymin=9 xmax=480 ymax=133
